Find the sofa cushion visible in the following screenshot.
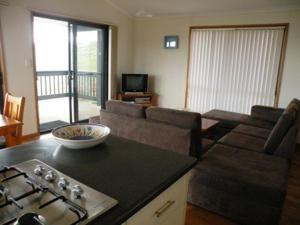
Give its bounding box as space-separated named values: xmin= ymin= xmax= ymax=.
xmin=145 ymin=107 xmax=204 ymax=158
xmin=242 ymin=117 xmax=275 ymax=129
xmin=203 ymin=109 xmax=274 ymax=129
xmin=100 ymin=110 xmax=192 ymax=156
xmin=274 ymin=125 xmax=297 ymax=160
xmin=202 ymin=138 xmax=215 ymax=152
xmin=264 ymin=112 xmax=296 ymax=154
xmin=233 ymin=124 xmax=271 ymax=139
xmin=105 ymin=100 xmax=146 ymax=118
xmin=202 ymin=109 xmax=249 ymax=129
xmin=251 ymin=105 xmax=284 ymax=123
xmin=146 ymin=107 xmax=201 ymax=129
xmin=188 ymin=144 xmax=288 ymax=225
xmin=218 ymin=132 xmax=265 ymax=153
xmin=191 ymin=144 xmax=288 ymax=206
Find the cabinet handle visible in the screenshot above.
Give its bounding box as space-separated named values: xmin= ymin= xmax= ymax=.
xmin=154 ymin=200 xmax=175 ymax=218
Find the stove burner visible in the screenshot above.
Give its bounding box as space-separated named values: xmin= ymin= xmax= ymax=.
xmin=0 ymin=160 xmax=118 ymax=225
xmin=0 ymin=166 xmax=88 ymax=225
xmin=15 ymin=213 xmax=46 ymax=225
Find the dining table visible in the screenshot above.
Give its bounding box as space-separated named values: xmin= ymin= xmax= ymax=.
xmin=0 ymin=114 xmax=23 ymax=147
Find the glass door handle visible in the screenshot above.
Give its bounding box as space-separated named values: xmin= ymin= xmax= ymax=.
xmin=68 ymin=72 xmax=74 ymax=80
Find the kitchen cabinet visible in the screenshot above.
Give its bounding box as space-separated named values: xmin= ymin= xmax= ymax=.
xmin=125 ymin=173 xmax=190 ymax=225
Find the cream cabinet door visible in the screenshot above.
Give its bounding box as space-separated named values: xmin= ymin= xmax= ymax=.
xmin=125 ymin=173 xmax=190 ymax=225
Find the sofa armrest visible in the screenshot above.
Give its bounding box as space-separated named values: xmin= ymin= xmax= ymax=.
xmin=251 ymin=105 xmax=284 ymax=123
xmin=89 ymin=116 xmax=100 ymax=124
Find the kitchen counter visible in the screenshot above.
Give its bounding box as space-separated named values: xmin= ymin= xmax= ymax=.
xmin=0 ymin=135 xmax=197 ymax=225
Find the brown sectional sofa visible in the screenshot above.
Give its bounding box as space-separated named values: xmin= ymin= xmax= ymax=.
xmin=189 ymin=99 xmax=299 ymax=225
xmin=90 ymin=99 xmax=299 ymax=225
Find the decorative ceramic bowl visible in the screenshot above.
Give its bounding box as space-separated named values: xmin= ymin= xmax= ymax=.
xmin=52 ymin=124 xmax=111 ymax=149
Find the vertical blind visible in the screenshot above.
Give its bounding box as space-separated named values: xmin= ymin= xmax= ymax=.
xmin=187 ymin=27 xmax=284 ymax=114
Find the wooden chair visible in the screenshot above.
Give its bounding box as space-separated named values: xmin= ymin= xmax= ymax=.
xmin=0 ymin=93 xmax=25 ymax=146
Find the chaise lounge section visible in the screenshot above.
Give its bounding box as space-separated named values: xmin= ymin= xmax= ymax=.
xmin=189 ymin=144 xmax=289 ymax=225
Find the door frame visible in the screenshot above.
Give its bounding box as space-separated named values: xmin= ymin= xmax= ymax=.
xmin=31 ymin=12 xmax=109 ymax=128
xmin=0 ymin=22 xmax=8 ymax=112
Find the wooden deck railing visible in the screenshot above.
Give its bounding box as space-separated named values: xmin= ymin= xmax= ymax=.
xmin=36 ymin=71 xmax=100 ymax=101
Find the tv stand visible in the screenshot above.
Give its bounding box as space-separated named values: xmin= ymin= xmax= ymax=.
xmin=124 ymin=91 xmax=144 ymax=95
xmin=117 ymin=92 xmax=156 ymax=107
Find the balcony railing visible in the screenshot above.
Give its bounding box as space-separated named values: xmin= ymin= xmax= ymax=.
xmin=36 ymin=71 xmax=101 ymax=104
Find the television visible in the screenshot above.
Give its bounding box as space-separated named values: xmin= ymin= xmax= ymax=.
xmin=122 ymin=74 xmax=148 ymax=93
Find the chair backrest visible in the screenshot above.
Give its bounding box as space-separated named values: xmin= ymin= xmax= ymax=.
xmin=3 ymin=93 xmax=25 ymax=138
xmin=3 ymin=93 xmax=25 ymax=122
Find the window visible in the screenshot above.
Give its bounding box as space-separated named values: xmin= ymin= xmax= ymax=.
xmin=186 ymin=25 xmax=288 ymax=114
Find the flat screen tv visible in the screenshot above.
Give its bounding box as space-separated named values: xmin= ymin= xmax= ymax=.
xmin=122 ymin=74 xmax=148 ymax=92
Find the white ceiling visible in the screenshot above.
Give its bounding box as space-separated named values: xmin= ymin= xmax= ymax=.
xmin=106 ymin=0 xmax=300 ymax=17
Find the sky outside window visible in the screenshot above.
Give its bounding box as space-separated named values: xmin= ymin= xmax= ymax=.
xmin=34 ymin=17 xmax=69 ymax=71
xmin=34 ymin=17 xmax=99 ymax=72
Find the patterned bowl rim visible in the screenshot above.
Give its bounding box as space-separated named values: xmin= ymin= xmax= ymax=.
xmin=52 ymin=123 xmax=111 ymax=142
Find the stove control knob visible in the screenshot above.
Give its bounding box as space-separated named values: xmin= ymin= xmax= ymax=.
xmin=45 ymin=170 xmax=56 ymax=182
xmin=58 ymin=177 xmax=69 ymax=190
xmin=71 ymin=185 xmax=84 ymax=198
xmin=34 ymin=165 xmax=44 ymax=176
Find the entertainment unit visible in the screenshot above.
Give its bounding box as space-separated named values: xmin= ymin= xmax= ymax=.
xmin=117 ymin=92 xmax=156 ymax=107
xmin=118 ymin=73 xmax=157 ymax=106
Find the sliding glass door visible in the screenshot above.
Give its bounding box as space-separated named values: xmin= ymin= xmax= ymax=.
xmin=34 ymin=17 xmax=71 ymax=132
xmin=70 ymin=23 xmax=108 ymax=122
xmin=34 ymin=15 xmax=108 ymax=132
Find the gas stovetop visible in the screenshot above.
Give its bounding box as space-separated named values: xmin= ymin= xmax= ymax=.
xmin=0 ymin=159 xmax=118 ymax=225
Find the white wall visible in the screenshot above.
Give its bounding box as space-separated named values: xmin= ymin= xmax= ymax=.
xmin=0 ymin=0 xmax=133 ymax=135
xmin=133 ymin=10 xmax=300 ymax=110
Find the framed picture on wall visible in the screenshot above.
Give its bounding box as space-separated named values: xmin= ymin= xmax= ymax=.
xmin=164 ymin=35 xmax=179 ymax=49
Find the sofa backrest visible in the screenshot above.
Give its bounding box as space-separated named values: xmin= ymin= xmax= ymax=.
xmin=146 ymin=107 xmax=201 ymax=129
xmin=273 ymin=125 xmax=297 ymax=160
xmin=146 ymin=107 xmax=202 ymax=158
xmin=100 ymin=110 xmax=192 ymax=156
xmin=264 ymin=98 xmax=299 ymax=156
xmin=105 ymin=100 xmax=146 ymax=118
xmin=251 ymin=105 xmax=284 ymax=123
xmin=100 ymin=104 xmax=203 ymax=158
xmin=287 ymin=98 xmax=300 ymax=126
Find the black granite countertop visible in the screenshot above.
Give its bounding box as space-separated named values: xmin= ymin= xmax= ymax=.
xmin=0 ymin=135 xmax=197 ymax=225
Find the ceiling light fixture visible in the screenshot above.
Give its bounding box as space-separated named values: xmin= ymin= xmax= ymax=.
xmin=135 ymin=8 xmax=153 ymax=18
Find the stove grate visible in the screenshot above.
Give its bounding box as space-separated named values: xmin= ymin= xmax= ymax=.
xmin=0 ymin=166 xmax=88 ymax=225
